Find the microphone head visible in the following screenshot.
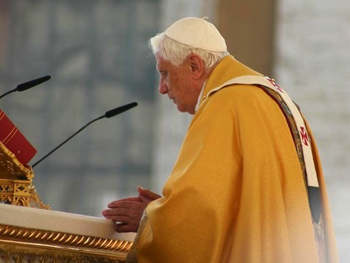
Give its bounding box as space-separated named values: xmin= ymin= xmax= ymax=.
xmin=105 ymin=102 xmax=138 ymax=118
xmin=16 ymin=75 xmax=51 ymax=92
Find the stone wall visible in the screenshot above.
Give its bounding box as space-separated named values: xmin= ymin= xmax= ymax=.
xmin=274 ymin=0 xmax=350 ymax=261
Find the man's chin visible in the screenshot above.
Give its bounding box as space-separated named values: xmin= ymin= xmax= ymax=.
xmin=176 ymin=105 xmax=194 ymax=115
xmin=175 ymin=105 xmax=186 ymax=113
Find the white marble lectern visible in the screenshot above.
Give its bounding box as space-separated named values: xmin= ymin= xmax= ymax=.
xmin=0 ymin=203 xmax=135 ymax=262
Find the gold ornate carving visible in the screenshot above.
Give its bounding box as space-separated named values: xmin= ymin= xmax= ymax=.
xmin=0 ymin=143 xmax=50 ymax=209
xmin=0 ymin=143 xmax=33 ymax=180
xmin=0 ymin=239 xmax=127 ymax=262
xmin=0 ymin=224 xmax=133 ymax=252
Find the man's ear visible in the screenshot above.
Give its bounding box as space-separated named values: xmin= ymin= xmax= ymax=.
xmin=189 ymin=54 xmax=205 ymax=79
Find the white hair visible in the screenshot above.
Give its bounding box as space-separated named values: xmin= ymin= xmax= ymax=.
xmin=149 ymin=33 xmax=229 ymax=69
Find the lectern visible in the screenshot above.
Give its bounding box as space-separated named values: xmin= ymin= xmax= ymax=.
xmin=0 ymin=141 xmax=135 ymax=262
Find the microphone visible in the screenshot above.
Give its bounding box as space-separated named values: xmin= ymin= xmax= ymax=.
xmin=0 ymin=75 xmax=51 ymax=99
xmin=31 ymin=102 xmax=138 ymax=168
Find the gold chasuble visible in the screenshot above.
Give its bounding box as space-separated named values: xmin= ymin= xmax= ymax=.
xmin=130 ymin=56 xmax=338 ymax=263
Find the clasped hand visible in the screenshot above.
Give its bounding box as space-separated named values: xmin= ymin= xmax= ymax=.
xmin=102 ymin=186 xmax=161 ymax=233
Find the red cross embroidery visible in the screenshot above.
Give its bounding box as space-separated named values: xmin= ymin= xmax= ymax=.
xmin=267 ymin=77 xmax=283 ymax=93
xmin=300 ymin=126 xmax=309 ymax=146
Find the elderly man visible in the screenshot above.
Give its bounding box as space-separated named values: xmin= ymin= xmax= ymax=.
xmin=102 ymin=17 xmax=338 ymax=262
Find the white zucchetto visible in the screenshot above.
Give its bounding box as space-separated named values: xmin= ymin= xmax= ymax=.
xmin=164 ymin=17 xmax=227 ymax=52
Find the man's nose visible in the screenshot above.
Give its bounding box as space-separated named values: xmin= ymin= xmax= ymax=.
xmin=159 ymin=81 xmax=168 ymax=95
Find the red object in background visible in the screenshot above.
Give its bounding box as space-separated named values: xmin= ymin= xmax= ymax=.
xmin=0 ymin=109 xmax=37 ymax=165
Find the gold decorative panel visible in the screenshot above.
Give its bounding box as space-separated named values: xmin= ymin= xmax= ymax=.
xmin=0 ymin=240 xmax=126 ymax=262
xmin=0 ymin=224 xmax=132 ymax=262
xmin=0 ymin=142 xmax=49 ymax=209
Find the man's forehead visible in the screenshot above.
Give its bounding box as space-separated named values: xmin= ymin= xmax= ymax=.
xmin=156 ymin=57 xmax=171 ymax=69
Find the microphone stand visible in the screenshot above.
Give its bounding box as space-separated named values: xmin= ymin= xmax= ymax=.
xmin=0 ymin=90 xmax=16 ymax=99
xmin=32 ymin=116 xmax=104 ymax=168
xmin=31 ymin=102 xmax=138 ymax=168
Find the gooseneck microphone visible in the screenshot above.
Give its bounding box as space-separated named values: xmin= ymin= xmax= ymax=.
xmin=31 ymin=102 xmax=138 ymax=168
xmin=0 ymin=75 xmax=51 ymax=99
